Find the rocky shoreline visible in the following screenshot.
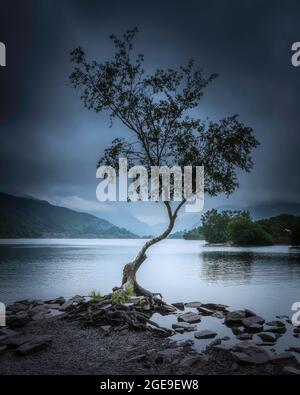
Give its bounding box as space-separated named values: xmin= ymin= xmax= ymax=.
xmin=0 ymin=295 xmax=300 ymax=375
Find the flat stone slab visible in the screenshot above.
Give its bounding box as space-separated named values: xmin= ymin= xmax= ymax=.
xmin=263 ymin=326 xmax=286 ymax=334
xmin=266 ymin=320 xmax=285 ymax=327
xmin=172 ymin=322 xmax=196 ymax=331
xmin=194 ymin=330 xmax=217 ymax=339
xmin=15 ymin=335 xmax=53 ymax=356
xmin=213 ymin=344 xmax=232 ymax=352
xmin=185 ymin=302 xmax=202 ymax=308
xmin=257 ymin=333 xmax=277 ymax=343
xmin=225 ymin=310 xmax=247 ymax=324
xmin=200 ymin=303 xmax=228 ymax=312
xmin=197 ymin=307 xmax=214 ymax=315
xmin=1 ymin=334 xmax=37 ymax=348
xmin=270 ymin=352 xmax=299 ymax=367
xmin=45 ymin=296 xmax=66 ymax=305
xmin=283 ymin=366 xmax=300 ymax=375
xmin=231 ymin=342 xmax=270 ymax=365
xmin=171 ymin=302 xmax=185 ymax=310
xmin=242 ymin=316 xmax=265 ymax=332
xmin=177 ymin=312 xmax=201 ymax=324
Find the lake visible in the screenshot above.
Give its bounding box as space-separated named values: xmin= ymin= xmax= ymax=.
xmin=0 ymin=239 xmax=300 ymax=352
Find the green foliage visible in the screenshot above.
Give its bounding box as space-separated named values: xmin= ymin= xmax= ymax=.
xmin=112 ymin=285 xmax=134 ymax=306
xmin=89 ymin=290 xmax=102 ymax=301
xmin=257 ymin=214 xmax=300 ymax=244
xmin=183 ymin=226 xmax=204 ymax=240
xmin=227 ymin=219 xmax=274 ymax=246
xmin=201 ymin=209 xmax=251 ymax=244
xmin=70 ymin=28 xmax=259 ymax=199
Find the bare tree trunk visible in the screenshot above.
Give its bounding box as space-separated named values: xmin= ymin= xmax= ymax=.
xmin=121 ymin=200 xmax=186 ymax=299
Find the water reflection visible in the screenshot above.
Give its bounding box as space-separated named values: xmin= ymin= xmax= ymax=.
xmin=201 ymin=252 xmax=254 ymax=284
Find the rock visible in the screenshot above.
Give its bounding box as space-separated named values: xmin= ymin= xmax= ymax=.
xmin=172 ymin=322 xmax=196 ymax=331
xmin=171 ymin=302 xmax=185 ymax=310
xmin=194 ymin=330 xmax=217 ymax=339
xmin=0 ymin=345 xmax=7 ymax=355
xmin=221 ymin=336 xmax=230 ymax=341
xmin=177 ymin=312 xmax=201 ymax=324
xmin=15 ymin=335 xmax=53 ymax=356
xmin=179 ymin=355 xmax=207 ymax=367
xmin=256 ymin=342 xmax=276 ymax=347
xmin=209 ymin=338 xmax=222 ymax=347
xmin=175 ymin=328 xmax=185 ymax=334
xmin=1 ymin=334 xmax=36 ymax=348
xmin=257 ymin=333 xmax=277 ymax=343
xmin=244 ymin=309 xmax=257 ymax=317
xmin=270 ymin=352 xmax=299 ymax=367
xmin=286 ymin=347 xmax=300 ymax=353
xmin=178 ymin=339 xmax=194 ymax=347
xmin=28 ymin=305 xmax=50 ymax=316
xmin=7 ymin=312 xmax=30 ymax=328
xmin=266 ymin=320 xmax=285 ymax=327
xmin=283 ymin=366 xmax=300 ymax=375
xmin=45 ymin=296 xmax=66 ymax=305
xmin=293 ymin=327 xmax=300 ymax=334
xmin=59 ymin=295 xmax=84 ymax=311
xmin=197 ymin=307 xmax=214 ymax=315
xmin=264 ymin=326 xmax=286 ymax=334
xmin=31 ymin=312 xmax=47 ymax=321
xmin=6 ymin=302 xmax=28 ymax=313
xmin=156 ymin=348 xmax=182 ymax=362
xmin=44 ymin=303 xmax=61 ymax=310
xmin=212 ymin=311 xmax=225 ymax=319
xmin=200 ymin=303 xmax=228 ymax=312
xmin=237 ymin=333 xmax=253 ymax=340
xmin=242 ymin=316 xmax=265 ymax=332
xmin=213 ymin=344 xmax=232 ymax=352
xmin=225 ymin=310 xmax=246 ymax=324
xmin=0 ymin=328 xmax=18 ymax=338
xmin=185 ymin=301 xmax=202 ymax=308
xmin=231 ymin=327 xmax=243 ymax=336
xmin=231 ymin=342 xmax=270 ymax=364
xmin=276 ymin=315 xmax=289 ymax=320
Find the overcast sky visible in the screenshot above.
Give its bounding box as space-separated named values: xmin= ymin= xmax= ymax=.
xmin=0 ymin=0 xmax=300 ymax=232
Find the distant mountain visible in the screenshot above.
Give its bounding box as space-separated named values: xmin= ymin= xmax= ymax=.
xmin=0 ymin=193 xmax=138 ymax=238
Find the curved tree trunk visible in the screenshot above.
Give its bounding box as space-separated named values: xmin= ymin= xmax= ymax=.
xmin=121 ymin=200 xmax=185 ymax=299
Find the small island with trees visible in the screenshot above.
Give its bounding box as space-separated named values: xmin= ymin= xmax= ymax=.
xmin=182 ymin=209 xmax=300 ymax=246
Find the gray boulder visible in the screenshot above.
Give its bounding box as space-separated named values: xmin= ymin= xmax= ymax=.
xmin=257 ymin=333 xmax=277 ymax=343
xmin=45 ymin=296 xmax=66 ymax=305
xmin=194 ymin=330 xmax=217 ymax=339
xmin=7 ymin=312 xmax=30 ymax=328
xmin=185 ymin=301 xmax=202 ymax=308
xmin=15 ymin=335 xmax=53 ymax=356
xmin=177 ymin=312 xmax=201 ymax=324
xmin=231 ymin=342 xmax=270 ymax=364
xmin=225 ymin=310 xmax=247 ymax=324
xmin=283 ymin=366 xmax=300 ymax=375
xmin=172 ymin=322 xmax=196 ymax=331
xmin=270 ymin=352 xmax=299 ymax=367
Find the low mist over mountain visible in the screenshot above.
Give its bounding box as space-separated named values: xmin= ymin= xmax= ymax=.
xmin=0 ymin=193 xmax=137 ymax=238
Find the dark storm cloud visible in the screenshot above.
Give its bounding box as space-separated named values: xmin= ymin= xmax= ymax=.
xmin=0 ymin=0 xmax=300 ymax=209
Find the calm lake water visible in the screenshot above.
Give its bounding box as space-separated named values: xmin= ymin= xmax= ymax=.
xmin=0 ymin=239 xmax=300 ymax=352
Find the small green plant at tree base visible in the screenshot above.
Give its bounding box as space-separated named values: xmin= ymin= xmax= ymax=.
xmin=89 ymin=290 xmax=103 ymax=302
xmin=112 ymin=285 xmax=134 ymax=306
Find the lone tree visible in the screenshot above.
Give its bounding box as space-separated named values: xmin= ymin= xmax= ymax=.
xmin=70 ymin=28 xmax=259 ymax=300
